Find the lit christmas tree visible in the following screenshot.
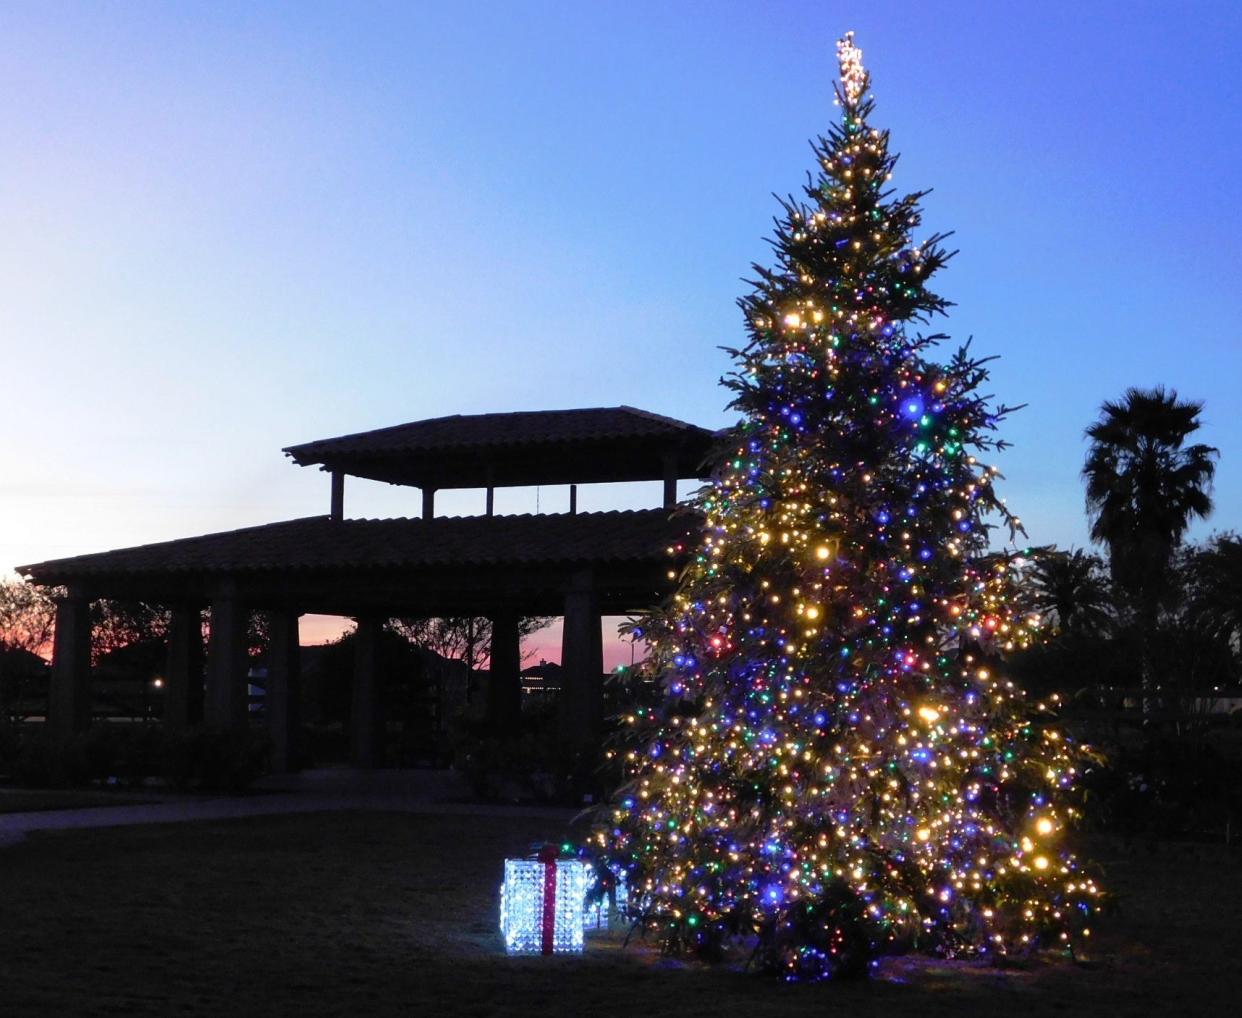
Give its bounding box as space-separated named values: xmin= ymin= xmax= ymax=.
xmin=599 ymin=33 xmax=1103 ymax=980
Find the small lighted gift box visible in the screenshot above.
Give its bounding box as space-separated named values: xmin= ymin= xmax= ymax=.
xmin=499 ymin=846 xmax=593 ymax=955
xmin=582 ymin=865 xmax=630 ymax=932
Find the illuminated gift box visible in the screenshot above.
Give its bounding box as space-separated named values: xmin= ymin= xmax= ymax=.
xmin=499 ymin=847 xmax=592 ymax=954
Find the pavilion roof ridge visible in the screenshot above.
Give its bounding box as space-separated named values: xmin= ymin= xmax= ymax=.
xmin=19 ymin=507 xmax=685 ymax=576
xmin=282 ymin=405 xmax=714 ymax=460
xmin=281 ymin=412 xmax=470 ymax=455
xmin=614 ymin=404 xmax=715 ymax=433
xmin=279 ymin=404 xmax=719 ymax=492
xmin=17 ymin=509 xmax=697 ymax=591
xmin=16 ymin=515 xmax=332 ymax=577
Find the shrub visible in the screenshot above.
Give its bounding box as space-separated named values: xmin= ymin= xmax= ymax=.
xmin=9 ymin=732 xmax=90 ymax=788
xmin=181 ymin=728 xmax=270 ymax=793
xmin=0 ymin=724 xmax=270 ymax=793
xmin=450 ymin=709 xmax=593 ymax=804
xmin=1080 ymin=733 xmax=1242 ymax=840
xmin=157 ymin=727 xmax=271 ymax=792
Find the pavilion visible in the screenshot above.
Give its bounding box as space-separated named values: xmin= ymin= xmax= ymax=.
xmin=18 ymin=406 xmax=716 ymax=769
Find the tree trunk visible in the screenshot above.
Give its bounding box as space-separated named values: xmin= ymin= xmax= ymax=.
xmin=1138 ymin=599 xmax=1159 ymax=718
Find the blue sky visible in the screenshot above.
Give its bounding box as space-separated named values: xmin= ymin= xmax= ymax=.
xmin=2 ymin=1 xmax=1239 ymax=653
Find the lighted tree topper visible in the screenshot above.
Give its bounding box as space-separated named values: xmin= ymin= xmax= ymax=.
xmin=598 ymin=33 xmax=1102 ymax=980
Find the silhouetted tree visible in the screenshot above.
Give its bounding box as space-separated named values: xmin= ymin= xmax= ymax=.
xmin=0 ymin=579 xmax=57 ymax=657
xmin=1185 ymin=533 xmax=1242 ymax=649
xmin=1083 ymin=387 xmax=1217 ymax=699
xmin=0 ymin=579 xmax=57 ymax=721
xmin=388 ymin=616 xmax=550 ymax=702
xmin=1028 ymin=549 xmax=1113 ymax=637
xmin=91 ymin=600 xmax=171 ymax=664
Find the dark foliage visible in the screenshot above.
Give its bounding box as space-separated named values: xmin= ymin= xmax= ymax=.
xmin=0 ymin=725 xmax=270 ymax=792
xmin=1079 ymin=733 xmax=1242 ymax=841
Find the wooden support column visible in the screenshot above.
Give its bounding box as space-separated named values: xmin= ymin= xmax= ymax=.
xmin=569 ymin=484 xmax=578 ymax=515
xmin=163 ymin=605 xmax=203 ymax=729
xmin=351 ymin=617 xmax=382 ymax=768
xmin=205 ymin=593 xmax=249 ymax=730
xmin=266 ymin=610 xmax=301 ymax=772
xmin=559 ymin=571 xmax=603 ymax=751
xmin=487 ymin=611 xmax=522 ymax=728
xmin=485 ymin=487 xmax=495 ymax=516
xmin=48 ymin=589 xmax=92 ymax=739
xmin=330 ymin=471 xmax=345 ymax=521
xmin=421 ymin=487 xmax=436 ymax=520
xmin=662 ymin=452 xmax=678 ymax=508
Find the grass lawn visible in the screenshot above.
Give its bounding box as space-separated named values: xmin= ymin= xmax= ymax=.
xmin=0 ymin=811 xmax=1237 ymax=1017
xmin=0 ymin=787 xmax=150 ymax=814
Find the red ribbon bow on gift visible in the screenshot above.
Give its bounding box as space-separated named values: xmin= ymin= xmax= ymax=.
xmin=536 ymin=843 xmax=559 ymax=955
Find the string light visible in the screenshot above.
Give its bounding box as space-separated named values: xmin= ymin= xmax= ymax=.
xmin=836 ymin=31 xmax=867 ymax=107
xmin=598 ymin=31 xmax=1102 ymax=981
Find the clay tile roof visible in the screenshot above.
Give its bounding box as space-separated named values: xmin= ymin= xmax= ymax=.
xmin=283 ymin=406 xmax=713 ymax=463
xmin=279 ymin=406 xmax=721 ymax=489
xmin=18 ymin=509 xmax=696 ymax=583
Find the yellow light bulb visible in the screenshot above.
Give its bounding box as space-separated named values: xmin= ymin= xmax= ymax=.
xmin=1036 ymin=817 xmax=1054 ymax=836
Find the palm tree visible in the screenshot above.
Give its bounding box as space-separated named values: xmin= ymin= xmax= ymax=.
xmin=1029 ymin=548 xmax=1113 ymax=636
xmin=1082 ymin=387 xmax=1218 ymax=701
xmin=1186 ymin=533 xmax=1242 ymax=649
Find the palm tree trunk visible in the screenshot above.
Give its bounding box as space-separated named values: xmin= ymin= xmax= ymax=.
xmin=1138 ymin=600 xmax=1159 ymax=718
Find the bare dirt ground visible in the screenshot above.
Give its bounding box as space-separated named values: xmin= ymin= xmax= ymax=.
xmin=0 ymin=810 xmax=1235 ymax=1017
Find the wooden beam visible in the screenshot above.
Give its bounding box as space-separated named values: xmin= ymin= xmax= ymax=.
xmin=421 ymin=487 xmax=436 ymax=520
xmin=485 ymin=486 xmax=494 ymax=516
xmin=266 ymin=610 xmax=301 ymax=772
xmin=351 ymin=617 xmax=382 ymax=768
xmin=39 ymin=554 xmax=676 ymax=622
xmin=662 ymin=452 xmax=678 ymax=508
xmin=205 ymin=593 xmax=249 ymax=730
xmin=330 ymin=471 xmax=345 ymax=520
xmin=48 ymin=590 xmax=92 ymax=738
xmin=559 ymin=570 xmax=603 ymax=751
xmin=163 ymin=605 xmax=203 ymax=729
xmin=487 ymin=612 xmax=522 ymax=728
xmin=569 ymin=484 xmax=578 ymax=515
